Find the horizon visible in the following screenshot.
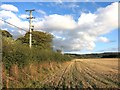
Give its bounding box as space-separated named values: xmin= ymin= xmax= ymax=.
xmin=64 ymin=51 xmax=119 ymax=55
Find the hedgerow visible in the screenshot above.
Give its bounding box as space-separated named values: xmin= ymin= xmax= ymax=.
xmin=2 ymin=37 xmax=72 ymax=70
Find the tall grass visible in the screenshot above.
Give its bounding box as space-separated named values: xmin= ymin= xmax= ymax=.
xmin=2 ymin=61 xmax=66 ymax=88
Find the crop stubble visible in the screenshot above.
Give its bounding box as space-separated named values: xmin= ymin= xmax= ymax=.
xmin=41 ymin=58 xmax=119 ymax=88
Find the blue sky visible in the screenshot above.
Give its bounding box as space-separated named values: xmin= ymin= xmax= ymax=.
xmin=0 ymin=2 xmax=118 ymax=54
xmin=3 ymin=2 xmax=112 ymax=19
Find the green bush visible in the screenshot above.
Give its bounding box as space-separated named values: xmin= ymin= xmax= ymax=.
xmin=2 ymin=37 xmax=72 ymax=70
xmin=3 ymin=38 xmax=29 ymax=68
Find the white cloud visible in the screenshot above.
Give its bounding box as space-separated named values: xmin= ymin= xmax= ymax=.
xmin=0 ymin=4 xmax=18 ymax=12
xmin=43 ymin=14 xmax=77 ymax=31
xmin=0 ymin=10 xmax=17 ymax=18
xmin=29 ymin=2 xmax=118 ymax=52
xmin=98 ymin=37 xmax=110 ymax=43
xmin=37 ymin=10 xmax=46 ymax=16
xmin=78 ymin=13 xmax=97 ymax=25
xmin=0 ymin=2 xmax=118 ymax=52
xmin=19 ymin=14 xmax=29 ymax=19
xmin=57 ymin=0 xmax=62 ymax=4
xmin=0 ymin=18 xmax=4 ymax=27
xmin=67 ymin=3 xmax=79 ymax=9
xmin=57 ymin=2 xmax=79 ymax=9
xmin=51 ymin=2 xmax=118 ymax=51
xmin=0 ymin=10 xmax=29 ymax=35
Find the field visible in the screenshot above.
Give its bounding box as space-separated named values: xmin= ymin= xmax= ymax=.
xmin=2 ymin=58 xmax=119 ymax=89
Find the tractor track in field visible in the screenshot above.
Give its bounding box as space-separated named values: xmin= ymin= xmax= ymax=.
xmin=76 ymin=61 xmax=118 ymax=88
xmin=40 ymin=59 xmax=119 ymax=89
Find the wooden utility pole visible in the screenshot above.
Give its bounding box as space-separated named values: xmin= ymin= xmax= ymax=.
xmin=26 ymin=9 xmax=35 ymax=48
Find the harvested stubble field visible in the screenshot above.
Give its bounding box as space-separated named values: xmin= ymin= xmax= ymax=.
xmin=2 ymin=58 xmax=119 ymax=89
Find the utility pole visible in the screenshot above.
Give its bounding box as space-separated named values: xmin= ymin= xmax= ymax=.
xmin=26 ymin=9 xmax=35 ymax=48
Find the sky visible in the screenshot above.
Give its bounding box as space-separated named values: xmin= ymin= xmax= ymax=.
xmin=0 ymin=2 xmax=119 ymax=54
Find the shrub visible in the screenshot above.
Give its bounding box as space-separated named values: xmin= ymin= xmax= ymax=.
xmin=2 ymin=37 xmax=72 ymax=70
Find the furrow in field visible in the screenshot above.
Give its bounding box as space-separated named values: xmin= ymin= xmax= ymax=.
xmin=81 ymin=60 xmax=119 ymax=87
xmin=39 ymin=59 xmax=119 ymax=88
xmin=75 ymin=61 xmax=106 ymax=88
xmin=77 ymin=60 xmax=118 ymax=88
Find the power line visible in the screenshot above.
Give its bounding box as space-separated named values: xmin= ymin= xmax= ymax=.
xmin=0 ymin=18 xmax=28 ymax=32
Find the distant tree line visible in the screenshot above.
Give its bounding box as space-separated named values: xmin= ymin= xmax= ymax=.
xmin=66 ymin=52 xmax=119 ymax=59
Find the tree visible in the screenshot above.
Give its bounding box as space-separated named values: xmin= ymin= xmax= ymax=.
xmin=17 ymin=31 xmax=53 ymax=49
xmin=56 ymin=49 xmax=62 ymax=53
xmin=0 ymin=30 xmax=12 ymax=38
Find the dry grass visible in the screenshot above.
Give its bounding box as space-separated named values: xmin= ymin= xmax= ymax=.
xmin=2 ymin=61 xmax=66 ymax=88
xmin=2 ymin=58 xmax=119 ymax=88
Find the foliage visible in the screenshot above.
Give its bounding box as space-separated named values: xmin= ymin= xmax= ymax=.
xmin=0 ymin=30 xmax=12 ymax=38
xmin=2 ymin=30 xmax=72 ymax=70
xmin=2 ymin=37 xmax=29 ymax=69
xmin=17 ymin=31 xmax=53 ymax=49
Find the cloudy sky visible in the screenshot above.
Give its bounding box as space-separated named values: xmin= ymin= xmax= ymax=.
xmin=0 ymin=2 xmax=118 ymax=54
